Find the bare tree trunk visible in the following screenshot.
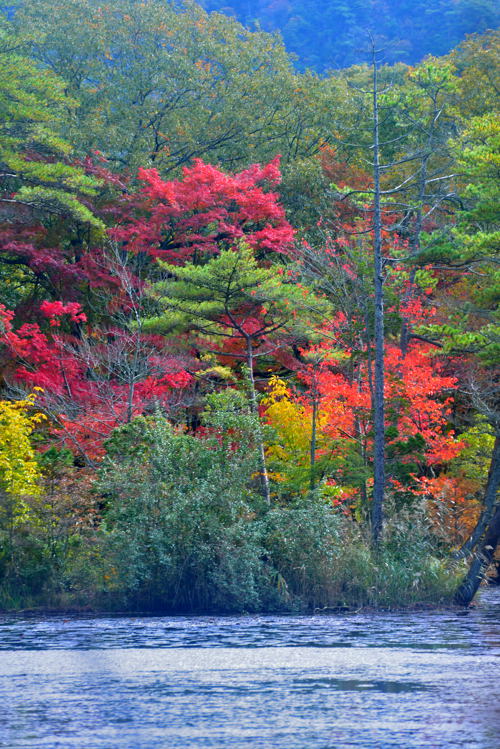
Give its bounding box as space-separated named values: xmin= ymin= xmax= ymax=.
xmin=454 ymin=505 xmax=500 ymax=606
xmin=454 ymin=435 xmax=500 ymax=605
xmin=310 ymin=395 xmax=318 ymax=491
xmin=400 ymin=156 xmax=427 ymax=357
xmin=456 ymin=436 xmax=500 ymax=558
xmin=245 ymin=337 xmax=271 ymax=504
xmin=127 ymin=379 xmax=135 ymax=423
xmin=371 ymin=47 xmax=386 ymax=545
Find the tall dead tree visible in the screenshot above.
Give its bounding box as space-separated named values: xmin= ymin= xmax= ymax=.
xmin=342 ymin=47 xmax=459 ymax=543
xmin=298 ymin=42 xmax=461 ymax=543
xmin=370 ymin=43 xmax=386 ymax=544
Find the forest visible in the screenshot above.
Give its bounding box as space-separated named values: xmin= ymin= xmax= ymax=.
xmin=200 ymin=0 xmax=500 ymax=70
xmin=0 ymin=0 xmax=498 ymax=613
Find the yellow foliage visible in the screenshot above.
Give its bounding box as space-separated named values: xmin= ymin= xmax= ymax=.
xmin=262 ymin=376 xmax=351 ymax=500
xmin=262 ymin=376 xmax=310 ymax=464
xmin=262 ymin=376 xmax=329 ymax=461
xmin=262 ymin=377 xmax=326 ymax=479
xmin=0 ymin=394 xmax=45 ymax=496
xmin=199 ymin=353 xmax=236 ymax=382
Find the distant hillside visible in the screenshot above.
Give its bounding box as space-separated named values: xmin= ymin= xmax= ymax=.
xmin=199 ymin=0 xmax=499 ymax=70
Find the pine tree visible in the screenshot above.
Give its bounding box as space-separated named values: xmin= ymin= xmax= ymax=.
xmin=144 ymin=244 xmax=328 ymax=503
xmin=0 ymin=20 xmax=101 ymax=227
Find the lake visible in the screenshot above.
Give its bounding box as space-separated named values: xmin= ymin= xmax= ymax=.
xmin=0 ymin=589 xmax=499 ymax=748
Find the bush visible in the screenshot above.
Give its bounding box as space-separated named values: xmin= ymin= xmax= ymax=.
xmin=260 ymin=497 xmax=343 ymax=609
xmin=96 ymin=395 xmax=281 ymax=612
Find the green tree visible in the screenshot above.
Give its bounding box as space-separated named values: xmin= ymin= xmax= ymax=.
xmin=418 ymin=112 xmax=500 ymax=604
xmin=447 ymin=29 xmax=500 ymax=119
xmin=0 ymin=20 xmax=101 ymax=227
xmin=421 ymin=113 xmax=499 ymax=364
xmin=11 ymin=0 xmax=332 ymax=173
xmin=144 ymin=244 xmax=328 ymax=503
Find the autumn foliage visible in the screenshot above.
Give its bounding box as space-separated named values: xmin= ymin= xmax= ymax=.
xmin=112 ymin=157 xmax=295 ymax=262
xmin=0 ymin=153 xmax=472 ymax=506
xmin=1 ymin=302 xmax=193 ymax=461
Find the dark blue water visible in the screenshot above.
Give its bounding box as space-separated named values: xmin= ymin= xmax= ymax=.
xmin=0 ymin=590 xmax=499 ymax=748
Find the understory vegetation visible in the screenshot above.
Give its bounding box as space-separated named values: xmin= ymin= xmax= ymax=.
xmin=0 ymin=407 xmax=465 ymax=612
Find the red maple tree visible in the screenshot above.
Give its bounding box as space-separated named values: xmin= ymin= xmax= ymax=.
xmin=111 ymin=157 xmax=294 ymax=263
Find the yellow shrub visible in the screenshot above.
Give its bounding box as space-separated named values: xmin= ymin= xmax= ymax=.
xmin=0 ymin=393 xmax=45 ymax=496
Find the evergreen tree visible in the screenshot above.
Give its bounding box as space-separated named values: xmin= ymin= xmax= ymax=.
xmin=0 ymin=20 xmax=101 ymax=227
xmin=144 ymin=244 xmax=328 ymax=503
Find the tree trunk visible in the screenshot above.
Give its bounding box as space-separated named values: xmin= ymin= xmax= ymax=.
xmin=371 ymin=48 xmax=385 ymax=544
xmin=400 ymin=154 xmax=428 ymax=357
xmin=245 ymin=337 xmax=271 ymax=504
xmin=127 ymin=379 xmax=135 ymax=423
xmin=310 ymin=396 xmax=318 ymax=491
xmin=454 ymin=435 xmax=500 ymax=605
xmin=454 ymin=504 xmax=500 ymax=606
xmin=456 ymin=435 xmax=500 ymax=558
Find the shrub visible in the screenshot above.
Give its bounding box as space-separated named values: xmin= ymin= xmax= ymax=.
xmin=97 ymin=395 xmax=279 ymax=612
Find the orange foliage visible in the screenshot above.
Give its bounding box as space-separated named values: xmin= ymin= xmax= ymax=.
xmin=415 ymin=474 xmax=482 ymax=546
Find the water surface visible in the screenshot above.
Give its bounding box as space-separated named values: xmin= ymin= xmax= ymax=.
xmin=1 ymin=590 xmax=498 ymax=748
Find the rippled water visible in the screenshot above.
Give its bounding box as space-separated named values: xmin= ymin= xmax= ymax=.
xmin=1 ymin=590 xmax=499 ymax=748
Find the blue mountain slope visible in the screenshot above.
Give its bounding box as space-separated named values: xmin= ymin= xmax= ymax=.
xmin=199 ymin=0 xmax=499 ymax=70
